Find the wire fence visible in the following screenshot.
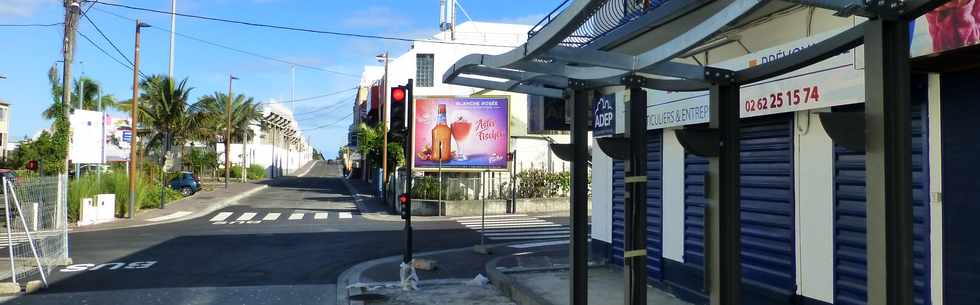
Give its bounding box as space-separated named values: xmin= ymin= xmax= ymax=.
xmin=0 ymin=175 xmax=68 ymax=287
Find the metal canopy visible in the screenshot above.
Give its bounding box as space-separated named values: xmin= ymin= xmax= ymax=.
xmin=440 ymin=1 xmax=954 ymax=305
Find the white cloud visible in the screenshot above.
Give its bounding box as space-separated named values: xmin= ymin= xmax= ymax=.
xmin=0 ymin=0 xmax=55 ymax=18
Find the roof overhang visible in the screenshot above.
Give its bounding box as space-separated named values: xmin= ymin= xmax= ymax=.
xmin=443 ymin=0 xmax=951 ymax=95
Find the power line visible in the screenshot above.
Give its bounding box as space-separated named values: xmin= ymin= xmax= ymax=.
xmin=90 ymin=6 xmax=361 ymax=78
xmin=82 ymin=13 xmax=135 ymax=67
xmin=294 ymin=94 xmax=358 ymax=120
xmin=87 ymin=0 xmax=520 ymax=48
xmin=78 ymin=31 xmax=148 ymax=78
xmin=0 ymin=23 xmax=64 ymax=27
xmin=300 ymin=112 xmax=354 ymax=132
xmin=259 ymin=87 xmax=358 ymax=105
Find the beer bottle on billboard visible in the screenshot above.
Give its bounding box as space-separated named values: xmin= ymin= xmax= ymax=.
xmin=431 ymin=104 xmax=452 ymax=162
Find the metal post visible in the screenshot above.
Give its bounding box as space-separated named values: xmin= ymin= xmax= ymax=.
xmin=403 ymin=78 xmax=415 ymax=264
xmin=3 ymin=179 xmax=16 ymax=285
xmin=864 ymin=17 xmax=914 ymax=305
xmin=569 ymin=88 xmax=589 ymax=305
xmin=706 ymin=82 xmax=742 ymax=305
xmin=167 ymin=0 xmax=175 ymax=80
xmin=481 ymin=169 xmax=486 ymax=246
xmin=242 ymin=127 xmax=247 ymax=182
xmin=623 ymin=81 xmax=647 ymax=305
xmin=128 ymin=20 xmax=144 ymax=219
xmin=225 ymin=75 xmax=237 ymax=188
xmin=511 ymin=150 xmax=516 ymax=213
xmin=381 ymin=52 xmax=390 ymax=189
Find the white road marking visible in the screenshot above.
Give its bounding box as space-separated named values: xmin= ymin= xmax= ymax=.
xmin=483 ymin=230 xmax=569 ymax=236
xmin=314 ymin=212 xmax=328 ymax=220
xmin=457 ymin=219 xmax=552 ymax=225
xmin=509 ymin=240 xmax=570 ymax=249
xmin=236 ymin=212 xmax=257 ymax=221
xmin=339 ymin=212 xmax=353 ymax=219
xmin=210 ymin=212 xmax=233 ymax=222
xmin=485 ymin=235 xmax=568 ymax=240
xmin=289 ymin=213 xmax=304 ymax=220
xmin=212 ymin=221 xmax=228 ymax=225
xmin=463 ymin=223 xmax=562 ymax=229
xmin=452 ymin=214 xmax=527 ymax=220
xmin=146 ymin=211 xmax=193 ymax=222
xmin=262 ymin=213 xmax=281 ymax=221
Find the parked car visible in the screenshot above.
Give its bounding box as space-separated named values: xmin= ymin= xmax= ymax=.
xmin=169 ymin=172 xmax=201 ymax=196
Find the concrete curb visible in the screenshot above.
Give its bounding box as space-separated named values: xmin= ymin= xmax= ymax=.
xmin=71 ymin=184 xmax=270 ymax=233
xmin=485 ymin=255 xmax=557 ymax=305
xmin=338 ymin=178 xmax=456 ymax=222
xmin=335 ymin=242 xmax=526 ymax=305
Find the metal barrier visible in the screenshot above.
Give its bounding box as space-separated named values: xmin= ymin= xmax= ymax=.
xmin=0 ymin=175 xmax=68 ymax=288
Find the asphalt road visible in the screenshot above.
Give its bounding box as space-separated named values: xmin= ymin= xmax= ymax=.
xmin=0 ymin=162 xmax=486 ymax=305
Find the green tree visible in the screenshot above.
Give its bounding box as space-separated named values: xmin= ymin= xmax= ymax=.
xmin=355 ymin=123 xmax=404 ymax=171
xmin=43 ymin=74 xmax=118 ymax=119
xmin=191 ymin=91 xmax=263 ymax=164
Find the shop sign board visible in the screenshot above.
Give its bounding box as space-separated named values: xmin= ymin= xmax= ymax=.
xmin=593 ymin=94 xmax=616 ymax=137
xmin=647 ymin=28 xmax=864 ymax=129
xmin=412 ymin=96 xmax=510 ymax=171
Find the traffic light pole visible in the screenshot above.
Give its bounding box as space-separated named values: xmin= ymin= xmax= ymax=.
xmin=403 ymin=78 xmax=414 ymax=264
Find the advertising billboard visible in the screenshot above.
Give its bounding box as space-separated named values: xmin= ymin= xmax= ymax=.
xmin=412 ymin=96 xmax=510 ymax=171
xmin=105 ymin=116 xmax=133 ymax=162
xmin=69 ymin=110 xmax=105 ymax=164
xmin=911 ymin=2 xmax=980 ymax=57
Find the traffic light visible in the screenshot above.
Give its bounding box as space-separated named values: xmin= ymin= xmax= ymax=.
xmin=389 ymin=82 xmax=411 ymax=136
xmin=399 ymin=193 xmax=411 ymax=219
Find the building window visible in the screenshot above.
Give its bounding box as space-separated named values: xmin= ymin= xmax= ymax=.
xmin=416 ymin=53 xmax=434 ymax=87
xmin=0 ymin=108 xmax=6 ymax=122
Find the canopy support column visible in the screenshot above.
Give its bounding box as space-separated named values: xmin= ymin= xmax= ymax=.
xmin=863 ymin=16 xmax=914 ymax=305
xmin=706 ymin=81 xmax=742 ymax=305
xmin=569 ymin=87 xmax=590 ymax=305
xmin=623 ymin=76 xmax=648 ymax=305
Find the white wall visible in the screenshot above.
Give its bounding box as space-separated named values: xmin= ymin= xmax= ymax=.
xmin=591 ymin=145 xmax=613 ymax=243
xmin=662 ymin=128 xmax=686 ymax=262
xmin=795 ymin=109 xmax=834 ymax=303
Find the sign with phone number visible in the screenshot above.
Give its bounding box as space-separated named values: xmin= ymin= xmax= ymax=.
xmin=744 ymin=86 xmax=821 ymax=114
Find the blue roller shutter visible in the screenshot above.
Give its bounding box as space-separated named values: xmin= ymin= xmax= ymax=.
xmin=646 ymin=130 xmax=664 ymax=281
xmin=612 ymin=160 xmax=626 ymax=266
xmin=739 ymin=114 xmax=796 ymax=299
xmin=683 ymin=154 xmax=708 ymax=269
xmin=832 ymin=95 xmax=931 ymax=305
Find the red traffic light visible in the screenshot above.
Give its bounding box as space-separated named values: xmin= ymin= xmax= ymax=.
xmin=391 ymin=87 xmax=406 ymax=103
xmin=26 ymin=160 xmax=38 ymax=171
xmin=399 ymin=193 xmax=410 ymax=204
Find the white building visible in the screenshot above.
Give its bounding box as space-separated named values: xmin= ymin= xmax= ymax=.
xmin=0 ymin=100 xmax=9 ymax=161
xmin=219 ymin=102 xmax=313 ymax=178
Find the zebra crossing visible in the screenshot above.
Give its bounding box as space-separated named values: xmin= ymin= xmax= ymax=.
xmin=209 ymin=210 xmax=354 ymax=225
xmin=453 ymin=214 xmax=570 ymax=241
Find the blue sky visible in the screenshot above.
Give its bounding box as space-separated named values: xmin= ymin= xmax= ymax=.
xmin=0 ymin=0 xmax=556 ymax=158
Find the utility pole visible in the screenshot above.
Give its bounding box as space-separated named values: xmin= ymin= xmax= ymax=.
xmin=129 ymin=20 xmax=149 ymax=218
xmin=225 ymin=75 xmax=238 ymax=189
xmin=62 ymin=1 xmax=79 ymax=216
xmin=241 ymin=125 xmax=247 ymax=182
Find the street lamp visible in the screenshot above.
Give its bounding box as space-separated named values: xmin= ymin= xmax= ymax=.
xmin=128 ymin=20 xmax=151 ymax=219
xmin=375 ymin=52 xmax=390 ymax=192
xmin=225 ymin=74 xmax=239 ymax=189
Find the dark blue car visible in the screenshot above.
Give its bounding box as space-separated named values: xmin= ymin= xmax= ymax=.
xmin=169 ymin=172 xmax=201 ymax=196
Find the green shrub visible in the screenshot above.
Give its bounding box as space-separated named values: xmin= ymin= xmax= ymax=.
xmin=516 ymin=169 xmax=571 ymax=198
xmin=247 ymin=164 xmax=266 ymax=180
xmin=410 ymin=176 xmax=465 ymax=200
xmin=67 ymin=169 xmax=187 ymax=222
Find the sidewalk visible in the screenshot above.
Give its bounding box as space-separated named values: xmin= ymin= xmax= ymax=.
xmin=336 ymin=241 xmax=565 ymax=305
xmin=70 ymin=181 xmax=269 ymax=233
xmin=487 ymin=251 xmax=691 ymax=305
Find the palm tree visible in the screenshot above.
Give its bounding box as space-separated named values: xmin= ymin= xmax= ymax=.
xmin=191 ymin=92 xmax=263 ymax=155
xmin=43 ymin=73 xmax=117 ymax=119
